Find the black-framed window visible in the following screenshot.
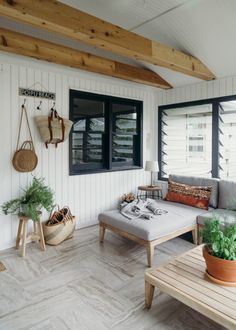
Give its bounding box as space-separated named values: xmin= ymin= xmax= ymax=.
xmin=69 ymin=90 xmax=143 ymax=175
xmin=158 ymin=95 xmax=236 ymax=180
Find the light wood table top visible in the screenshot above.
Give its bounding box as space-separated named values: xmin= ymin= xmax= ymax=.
xmin=145 ymin=245 xmax=236 ymax=330
xmin=138 ymin=185 xmax=162 ymax=191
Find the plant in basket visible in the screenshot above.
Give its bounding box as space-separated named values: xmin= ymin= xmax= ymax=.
xmin=1 ymin=177 xmax=54 ymax=221
xmin=201 ymin=218 xmax=236 ymax=285
xmin=121 ymin=192 xmax=136 ymax=203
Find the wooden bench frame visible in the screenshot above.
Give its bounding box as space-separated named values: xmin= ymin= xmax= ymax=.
xmin=99 ymin=221 xmax=198 ymax=267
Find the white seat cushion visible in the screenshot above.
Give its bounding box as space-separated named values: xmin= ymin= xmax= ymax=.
xmin=99 ymin=200 xmax=208 ymax=241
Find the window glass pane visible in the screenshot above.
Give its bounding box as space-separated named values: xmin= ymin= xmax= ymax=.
xmin=72 ymin=133 xmax=103 ymax=165
xmin=74 ymin=119 xmax=86 ymax=131
xmin=219 ymin=101 xmax=236 ymax=180
xmin=87 ymin=133 xmax=103 ymax=147
xmin=72 ymin=133 xmax=83 ymax=148
xmin=72 ymin=149 xmax=83 ymax=165
xmin=72 ymin=149 xmax=102 ymax=165
xmin=112 ymin=148 xmax=133 ymax=162
xmin=112 ymin=103 xmax=138 ymax=165
xmin=113 ymin=103 xmax=137 ymax=133
xmin=112 ymin=134 xmax=133 ymax=162
xmin=112 ymin=134 xmax=133 ymax=147
xmin=73 ymin=98 xmax=105 ymax=132
xmin=161 ymin=104 xmax=212 ymax=178
xmin=89 ymin=118 xmax=104 ymax=132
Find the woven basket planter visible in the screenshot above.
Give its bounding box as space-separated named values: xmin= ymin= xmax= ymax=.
xmin=43 ymin=216 xmax=76 ymax=246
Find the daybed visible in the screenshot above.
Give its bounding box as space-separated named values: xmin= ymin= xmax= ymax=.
xmin=98 ymin=174 xmax=236 ymax=267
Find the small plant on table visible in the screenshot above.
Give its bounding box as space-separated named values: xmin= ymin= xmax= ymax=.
xmin=201 ymin=218 xmax=236 ymax=284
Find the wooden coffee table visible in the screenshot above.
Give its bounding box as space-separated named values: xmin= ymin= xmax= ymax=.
xmin=145 ymin=245 xmax=236 ymax=330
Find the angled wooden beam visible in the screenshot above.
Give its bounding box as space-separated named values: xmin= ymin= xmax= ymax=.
xmin=0 ymin=0 xmax=215 ymax=81
xmin=0 ymin=28 xmax=172 ymax=88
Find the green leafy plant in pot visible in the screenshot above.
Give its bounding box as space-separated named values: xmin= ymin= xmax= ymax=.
xmin=201 ymin=218 xmax=236 ymax=285
xmin=1 ymin=177 xmax=54 ymax=221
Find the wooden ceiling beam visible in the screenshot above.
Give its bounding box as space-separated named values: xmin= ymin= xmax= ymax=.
xmin=0 ymin=28 xmax=172 ymax=89
xmin=0 ymin=0 xmax=215 ymax=81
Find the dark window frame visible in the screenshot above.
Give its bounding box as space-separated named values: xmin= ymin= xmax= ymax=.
xmin=69 ymin=89 xmax=143 ymax=175
xmin=158 ymin=94 xmax=236 ymax=180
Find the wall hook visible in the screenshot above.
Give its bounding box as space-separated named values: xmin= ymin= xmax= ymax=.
xmin=37 ymin=100 xmax=42 ymax=110
xmin=51 ymin=101 xmax=56 ymax=111
xmin=22 ymin=98 xmax=27 ymax=108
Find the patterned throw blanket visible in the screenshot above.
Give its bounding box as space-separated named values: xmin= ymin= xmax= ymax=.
xmin=120 ymin=198 xmax=168 ymax=220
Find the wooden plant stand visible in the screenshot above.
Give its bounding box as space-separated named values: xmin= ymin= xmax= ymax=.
xmin=16 ymin=215 xmax=46 ymax=257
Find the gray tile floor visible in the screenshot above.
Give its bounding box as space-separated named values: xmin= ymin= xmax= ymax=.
xmin=0 ymin=225 xmax=225 ymax=330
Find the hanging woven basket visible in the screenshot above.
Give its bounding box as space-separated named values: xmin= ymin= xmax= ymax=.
xmin=12 ymin=105 xmax=38 ymax=173
xmin=12 ymin=141 xmax=38 ymax=172
xmin=35 ymin=108 xmax=73 ymax=148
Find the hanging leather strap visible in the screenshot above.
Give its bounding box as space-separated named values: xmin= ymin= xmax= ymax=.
xmin=46 ymin=108 xmax=65 ymax=148
xmin=16 ymin=105 xmax=35 ymax=151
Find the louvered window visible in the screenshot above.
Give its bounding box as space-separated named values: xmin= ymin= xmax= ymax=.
xmin=158 ymin=96 xmax=236 ymax=180
xmin=219 ymin=101 xmax=236 ymax=180
xmin=160 ymin=105 xmax=212 ymax=179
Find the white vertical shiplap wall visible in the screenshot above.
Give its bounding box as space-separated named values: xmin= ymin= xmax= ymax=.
xmin=157 ymin=76 xmax=236 ymax=106
xmin=0 ymin=53 xmax=157 ymax=250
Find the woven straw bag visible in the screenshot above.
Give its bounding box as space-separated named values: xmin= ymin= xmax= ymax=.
xmin=35 ymin=108 xmax=73 ymax=148
xmin=43 ymin=206 xmax=76 ymax=245
xmin=12 ymin=105 xmax=38 ymax=172
xmin=12 ymin=141 xmax=38 ymax=172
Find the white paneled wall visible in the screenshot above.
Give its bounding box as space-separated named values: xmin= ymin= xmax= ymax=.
xmin=0 ymin=53 xmax=156 ymax=250
xmin=157 ymin=76 xmax=236 ymax=106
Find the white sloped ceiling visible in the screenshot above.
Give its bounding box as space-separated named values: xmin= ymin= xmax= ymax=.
xmin=1 ymin=0 xmax=236 ymax=87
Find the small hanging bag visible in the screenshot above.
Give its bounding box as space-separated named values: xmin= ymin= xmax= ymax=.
xmin=12 ymin=105 xmax=38 ymax=172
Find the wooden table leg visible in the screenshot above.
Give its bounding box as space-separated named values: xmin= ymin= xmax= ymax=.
xmin=146 ymin=242 xmax=154 ymax=267
xmin=99 ymin=224 xmax=106 ymax=243
xmin=145 ymin=280 xmax=155 ymax=309
xmin=192 ymin=227 xmax=198 ymax=245
xmin=37 ymin=221 xmax=46 ymax=251
xmin=16 ymin=218 xmax=23 ymax=249
xmin=20 ymin=219 xmax=28 ymax=257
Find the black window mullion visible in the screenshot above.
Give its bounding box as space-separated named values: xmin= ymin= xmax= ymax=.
xmin=136 ymin=102 xmax=143 ymax=167
xmin=103 ymin=99 xmax=111 ymax=170
xmin=158 ymin=108 xmax=162 ymax=180
xmin=212 ymin=101 xmax=219 ymax=178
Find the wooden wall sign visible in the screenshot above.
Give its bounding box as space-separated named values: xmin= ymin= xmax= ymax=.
xmin=19 ymin=88 xmax=56 ymax=100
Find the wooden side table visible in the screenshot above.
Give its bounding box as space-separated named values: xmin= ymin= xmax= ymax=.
xmin=137 ymin=185 xmax=163 ymax=200
xmin=16 ymin=215 xmax=46 ymax=257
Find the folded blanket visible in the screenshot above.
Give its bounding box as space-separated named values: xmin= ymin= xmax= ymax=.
xmin=120 ymin=199 xmax=152 ymax=220
xmin=120 ymin=198 xmax=168 ymax=220
xmin=146 ymin=199 xmax=168 ymax=215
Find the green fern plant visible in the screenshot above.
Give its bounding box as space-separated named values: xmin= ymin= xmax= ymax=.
xmin=201 ymin=219 xmax=236 ymax=260
xmin=2 ymin=177 xmax=54 ymax=221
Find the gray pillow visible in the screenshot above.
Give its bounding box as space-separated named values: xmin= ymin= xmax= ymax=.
xmin=218 ymin=180 xmax=236 ymax=210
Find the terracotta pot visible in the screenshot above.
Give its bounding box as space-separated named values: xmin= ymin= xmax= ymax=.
xmin=203 ymin=245 xmax=236 ymax=283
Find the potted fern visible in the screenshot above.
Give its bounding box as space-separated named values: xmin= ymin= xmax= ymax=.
xmin=2 ymin=177 xmax=54 ymax=221
xmin=202 ymin=218 xmax=236 ymax=284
